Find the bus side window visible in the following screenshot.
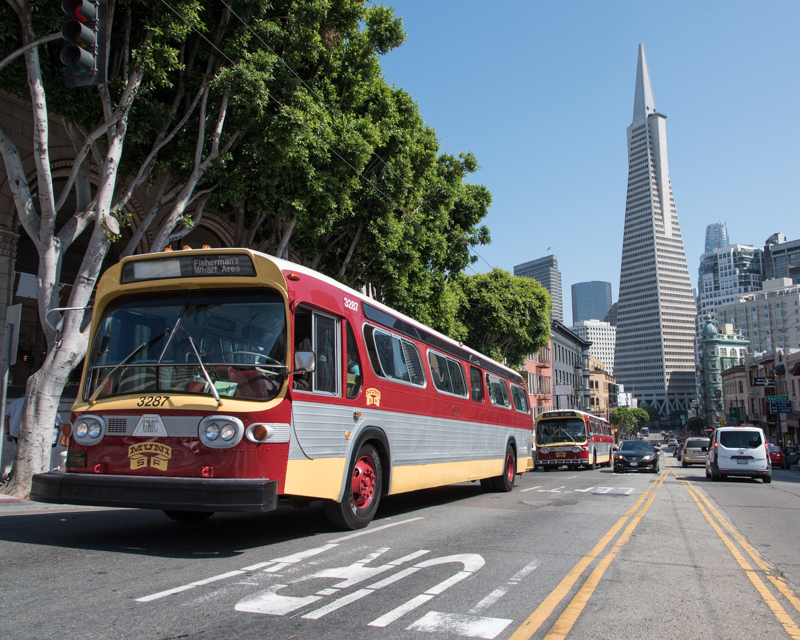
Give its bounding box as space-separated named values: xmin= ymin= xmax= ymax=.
xmin=314 ymin=313 xmax=338 ymax=395
xmin=345 ymin=322 xmax=362 ymax=399
xmin=470 ymin=367 xmax=484 ymax=402
xmin=294 ymin=309 xmax=313 ymax=391
xmin=363 ymin=325 xmax=384 ymax=377
xmin=293 ymin=307 xmax=340 ymax=396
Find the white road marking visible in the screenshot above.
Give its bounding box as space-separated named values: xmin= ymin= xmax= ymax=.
xmin=138 ymin=544 xmax=338 ymax=603
xmin=519 ymin=485 xmax=542 ymax=492
xmin=593 ymin=487 xmax=614 ymax=494
xmin=573 ymin=487 xmax=596 ymax=492
xmin=538 ymin=486 xmax=566 ymax=493
xmin=508 ymin=559 xmax=539 ymax=584
xmin=470 ymin=558 xmax=539 ymax=614
xmin=619 ymin=487 xmax=636 ymax=495
xmin=370 ymin=594 xmax=434 ymax=627
xmin=469 ymin=588 xmax=506 ymax=613
xmin=328 ymin=517 xmax=424 ymax=543
xmin=137 ymin=570 xmax=246 ymax=602
xmin=238 ymin=548 xmax=432 ymax=617
xmin=368 ymin=554 xmax=485 ymax=627
xmin=408 ymin=611 xmax=512 ymax=639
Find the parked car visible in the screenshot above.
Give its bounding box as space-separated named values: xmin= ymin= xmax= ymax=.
xmin=614 ymin=440 xmax=659 ymax=474
xmin=706 ymin=426 xmax=771 ymax=483
xmin=767 ymin=444 xmax=789 ymax=470
xmin=682 ymin=438 xmax=710 ymax=467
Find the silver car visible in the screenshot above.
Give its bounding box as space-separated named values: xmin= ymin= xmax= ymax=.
xmin=681 ymin=438 xmax=709 ymax=467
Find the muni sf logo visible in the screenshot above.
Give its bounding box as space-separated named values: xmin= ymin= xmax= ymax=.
xmin=128 ymin=443 xmax=172 ymax=471
xmin=366 ymin=388 xmax=381 ymax=407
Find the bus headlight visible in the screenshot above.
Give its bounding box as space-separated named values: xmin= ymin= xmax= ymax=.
xmin=72 ymin=415 xmax=105 ymax=445
xmin=539 ymin=447 xmax=549 ymax=455
xmin=220 ymin=424 xmax=236 ymax=441
xmin=572 ymin=447 xmax=581 ymax=453
xmin=198 ymin=416 xmax=244 ymax=448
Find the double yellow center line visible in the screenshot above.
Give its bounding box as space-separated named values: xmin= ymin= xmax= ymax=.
xmin=674 ymin=469 xmax=800 ymax=639
xmin=509 ymin=470 xmax=668 ymax=640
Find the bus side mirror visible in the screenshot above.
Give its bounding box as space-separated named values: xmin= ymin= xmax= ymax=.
xmin=289 ymin=351 xmax=316 ymax=375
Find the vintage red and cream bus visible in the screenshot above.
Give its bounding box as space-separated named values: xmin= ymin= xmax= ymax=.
xmin=535 ymin=409 xmax=613 ymax=470
xmin=31 ymin=249 xmax=533 ymax=529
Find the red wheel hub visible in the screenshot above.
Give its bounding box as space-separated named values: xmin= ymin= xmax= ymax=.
xmin=351 ymin=455 xmax=377 ymax=508
xmin=506 ymin=453 xmax=514 ymax=483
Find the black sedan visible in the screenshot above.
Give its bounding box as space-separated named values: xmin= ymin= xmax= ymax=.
xmin=614 ymin=440 xmax=660 ymax=473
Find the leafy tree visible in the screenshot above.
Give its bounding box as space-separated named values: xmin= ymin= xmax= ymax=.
xmin=631 ymin=407 xmax=650 ymax=427
xmin=640 ymin=404 xmax=660 ymax=423
xmin=610 ymin=407 xmax=637 ymax=439
xmin=0 ymin=0 xmax=436 ymax=496
xmin=687 ymin=417 xmax=704 ymax=434
xmin=455 ymin=269 xmax=551 ymax=368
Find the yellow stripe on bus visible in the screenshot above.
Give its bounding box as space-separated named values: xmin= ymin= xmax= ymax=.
xmin=390 ymin=459 xmax=504 ymax=494
xmin=284 ymin=458 xmax=347 ymax=500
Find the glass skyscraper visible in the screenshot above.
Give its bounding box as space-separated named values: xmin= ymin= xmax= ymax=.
xmin=571 ymin=281 xmax=612 ymax=324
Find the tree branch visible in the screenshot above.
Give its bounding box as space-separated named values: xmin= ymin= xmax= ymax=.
xmin=0 ymin=32 xmax=60 ymax=73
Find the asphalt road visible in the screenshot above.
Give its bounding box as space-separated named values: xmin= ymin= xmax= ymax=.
xmin=2 ymin=446 xmax=800 ymax=640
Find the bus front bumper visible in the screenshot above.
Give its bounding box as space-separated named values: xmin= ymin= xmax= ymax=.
xmin=538 ymin=458 xmax=587 ymax=465
xmin=30 ymin=472 xmax=278 ymax=513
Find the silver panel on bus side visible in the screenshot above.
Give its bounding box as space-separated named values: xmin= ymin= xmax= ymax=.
xmin=291 ymin=400 xmax=526 ymax=465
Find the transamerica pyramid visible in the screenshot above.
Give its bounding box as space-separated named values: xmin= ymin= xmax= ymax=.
xmin=615 ymin=45 xmax=696 ymax=417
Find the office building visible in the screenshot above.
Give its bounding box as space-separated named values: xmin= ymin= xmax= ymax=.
xmin=614 ymin=45 xmax=696 ymax=416
xmin=716 ymin=278 xmax=800 ymax=353
xmin=571 ymin=281 xmax=612 ymax=324
xmin=762 ymin=233 xmax=800 ymax=284
xmin=572 ymin=319 xmax=616 ymax=375
xmin=696 ymin=243 xmax=762 ymax=318
xmin=514 ymin=255 xmax=563 ymax=323
xmin=705 ymin=222 xmax=729 ymax=253
xmin=550 ymin=321 xmax=591 ymax=411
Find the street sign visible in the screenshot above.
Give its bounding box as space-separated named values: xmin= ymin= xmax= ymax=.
xmin=730 ymin=407 xmax=738 ymax=421
xmin=778 ymin=401 xmax=793 ymax=414
xmin=765 ymin=395 xmax=789 ymax=402
xmin=755 ymin=377 xmax=776 ymax=386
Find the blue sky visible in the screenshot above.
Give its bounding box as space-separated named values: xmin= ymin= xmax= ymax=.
xmin=379 ymin=0 xmax=800 ymax=325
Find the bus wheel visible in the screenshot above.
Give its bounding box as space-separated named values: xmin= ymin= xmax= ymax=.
xmin=324 ymin=444 xmax=382 ymax=530
xmin=491 ymin=445 xmax=516 ymax=492
xmin=163 ymin=510 xmax=214 ymax=523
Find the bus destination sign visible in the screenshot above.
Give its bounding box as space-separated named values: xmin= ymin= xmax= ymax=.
xmin=121 ymin=253 xmax=256 ymax=284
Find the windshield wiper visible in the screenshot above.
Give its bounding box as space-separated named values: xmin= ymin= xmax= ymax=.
xmin=182 ymin=327 xmax=221 ymax=406
xmin=89 ymin=329 xmax=169 ymax=405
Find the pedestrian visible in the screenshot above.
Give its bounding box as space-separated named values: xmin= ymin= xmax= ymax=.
xmin=2 ymin=396 xmax=25 ymax=481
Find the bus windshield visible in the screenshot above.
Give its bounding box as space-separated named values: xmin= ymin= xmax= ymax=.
xmin=537 ymin=418 xmax=587 ymax=445
xmin=85 ymin=289 xmax=287 ymax=401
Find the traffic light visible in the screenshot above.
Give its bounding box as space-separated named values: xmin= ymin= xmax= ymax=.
xmin=60 ymin=0 xmax=107 ymax=87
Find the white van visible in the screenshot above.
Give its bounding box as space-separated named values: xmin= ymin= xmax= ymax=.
xmin=705 ymin=427 xmax=771 ymax=483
